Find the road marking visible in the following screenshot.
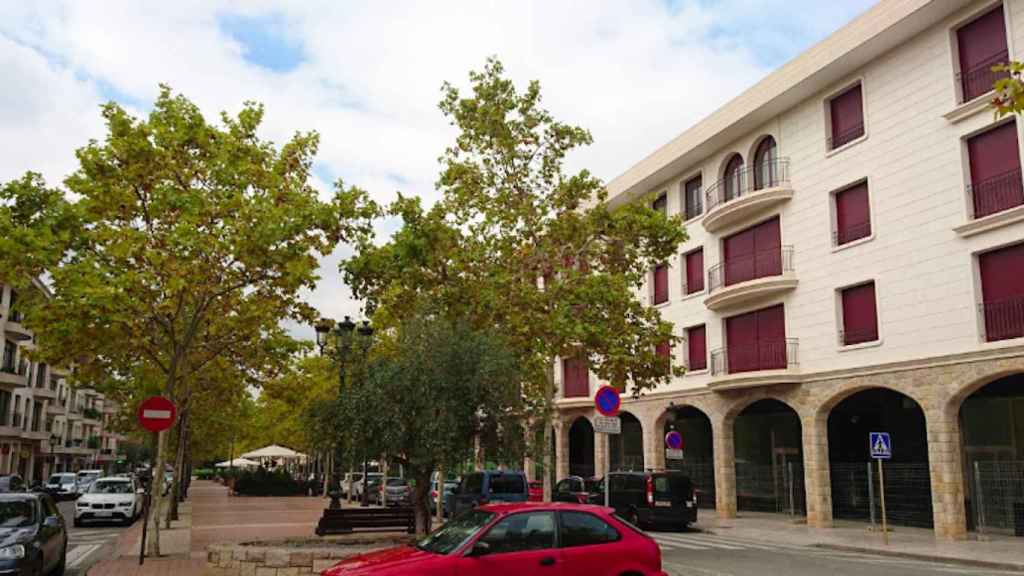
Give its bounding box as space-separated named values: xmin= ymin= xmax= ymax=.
xmin=67 ymin=544 xmax=101 ymax=568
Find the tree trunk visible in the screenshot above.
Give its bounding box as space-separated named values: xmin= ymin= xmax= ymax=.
xmin=167 ymin=406 xmax=189 ymax=526
xmin=542 ymin=362 xmax=555 ymax=502
xmin=412 ymin=471 xmax=432 ymax=536
xmin=435 ymin=466 xmax=444 ymax=521
xmin=147 ymin=429 xmax=167 ymax=556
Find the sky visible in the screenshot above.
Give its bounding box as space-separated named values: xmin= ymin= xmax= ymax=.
xmin=0 ymin=0 xmax=876 ymax=341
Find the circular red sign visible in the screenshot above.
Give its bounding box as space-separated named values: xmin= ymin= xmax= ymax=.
xmin=594 ymin=385 xmax=621 ymax=417
xmin=137 ymin=396 xmax=177 ymax=432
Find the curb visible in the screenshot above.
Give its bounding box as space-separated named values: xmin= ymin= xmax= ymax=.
xmin=811 ymin=543 xmax=1024 ymax=572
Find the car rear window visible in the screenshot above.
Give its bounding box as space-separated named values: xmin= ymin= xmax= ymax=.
xmin=489 ymin=474 xmax=525 ymax=494
xmin=464 ymin=474 xmax=484 ymax=494
xmin=654 ymin=474 xmax=692 ymax=497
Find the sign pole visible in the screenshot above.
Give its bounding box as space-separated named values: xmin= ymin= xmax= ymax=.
xmin=878 ymin=458 xmax=888 ymax=545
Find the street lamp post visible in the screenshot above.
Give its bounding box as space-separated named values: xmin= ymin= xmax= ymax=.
xmin=48 ymin=435 xmax=59 ymax=475
xmin=316 ymin=316 xmax=367 ymax=510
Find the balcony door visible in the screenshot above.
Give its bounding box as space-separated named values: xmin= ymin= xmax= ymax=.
xmin=724 ymin=217 xmax=781 ymax=287
xmin=726 ymin=304 xmax=786 ymax=374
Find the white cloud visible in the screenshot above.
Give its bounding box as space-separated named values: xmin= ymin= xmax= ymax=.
xmin=0 ymin=0 xmax=875 ymax=339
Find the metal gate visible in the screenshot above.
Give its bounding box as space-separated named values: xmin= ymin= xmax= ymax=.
xmin=668 ymin=460 xmax=716 ymax=509
xmin=973 ymin=461 xmax=1024 ymax=536
xmin=830 ymin=461 xmax=933 ymax=528
xmin=735 ymin=461 xmax=805 ymax=516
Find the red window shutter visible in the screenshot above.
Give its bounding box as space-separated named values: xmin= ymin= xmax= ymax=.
xmin=756 ymin=304 xmax=787 ymax=370
xmin=563 ymin=357 xmax=589 ymax=398
xmin=829 ymin=84 xmax=864 ymax=149
xmin=841 ymin=282 xmax=879 ymax=345
xmin=687 ymin=325 xmax=707 ymax=371
xmin=726 ymin=304 xmax=786 ymax=373
xmin=724 ymin=217 xmax=780 ymax=286
xmin=653 ymin=264 xmax=669 ymax=304
xmin=685 ymin=249 xmax=704 ymax=294
xmin=958 ymin=5 xmax=1009 ymax=102
xmin=656 ymin=340 xmax=672 ymax=375
xmin=835 ymin=182 xmax=872 ymax=245
xmin=723 ymin=227 xmax=755 ymax=287
xmin=726 ymin=309 xmax=758 ymax=374
xmin=979 ymin=242 xmax=1024 ymax=341
xmin=967 ymin=121 xmax=1023 ymax=218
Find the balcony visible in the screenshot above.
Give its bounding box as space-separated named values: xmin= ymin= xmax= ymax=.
xmin=827 ymin=123 xmax=865 ymax=151
xmin=968 ymin=168 xmax=1024 ymax=220
xmin=3 ymin=310 xmax=32 ymax=342
xmin=709 ymin=339 xmax=800 ymax=390
xmin=704 ymin=246 xmax=797 ymax=311
xmin=702 ymin=159 xmax=792 ymax=232
xmin=33 ymin=386 xmax=57 ymax=399
xmin=980 ymin=297 xmax=1024 ymax=343
xmin=83 ymin=407 xmax=102 ymax=422
xmin=958 ymin=50 xmax=1009 ymax=103
xmin=0 ymin=363 xmax=27 ymax=387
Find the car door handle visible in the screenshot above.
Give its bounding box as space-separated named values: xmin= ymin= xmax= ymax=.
xmin=539 ymin=556 xmax=556 ymax=566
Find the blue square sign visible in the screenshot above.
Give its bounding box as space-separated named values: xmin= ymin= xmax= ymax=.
xmin=869 ymin=432 xmax=892 ymax=460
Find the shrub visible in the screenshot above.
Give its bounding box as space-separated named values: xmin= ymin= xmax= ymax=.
xmin=195 ymin=468 xmax=216 ymax=480
xmin=232 ymin=468 xmax=308 ymax=496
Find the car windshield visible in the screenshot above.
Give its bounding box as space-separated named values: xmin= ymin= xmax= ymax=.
xmin=47 ymin=475 xmax=63 ymax=484
xmin=91 ymin=481 xmax=132 ymax=494
xmin=386 ymin=479 xmax=406 ymax=487
xmin=416 ymin=510 xmax=494 ymax=555
xmin=0 ymin=501 xmax=35 ymax=527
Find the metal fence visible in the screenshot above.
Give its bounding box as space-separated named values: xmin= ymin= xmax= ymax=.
xmin=735 ymin=462 xmax=805 ymax=517
xmin=830 ymin=461 xmax=933 ymax=528
xmin=667 ymin=460 xmax=716 ymax=509
xmin=973 ymin=461 xmax=1024 ymax=537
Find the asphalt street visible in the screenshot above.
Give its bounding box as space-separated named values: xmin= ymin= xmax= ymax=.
xmin=651 ymin=529 xmax=1024 ymax=576
xmin=56 ymin=499 xmax=134 ymax=576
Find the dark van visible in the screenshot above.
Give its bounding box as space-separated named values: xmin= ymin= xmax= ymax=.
xmin=605 ymin=471 xmax=697 ymax=529
xmin=447 ymin=470 xmax=528 ymax=516
xmin=552 ymin=475 xmax=603 ymax=505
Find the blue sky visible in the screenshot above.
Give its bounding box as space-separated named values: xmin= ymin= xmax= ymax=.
xmin=0 ymin=0 xmax=877 ymax=332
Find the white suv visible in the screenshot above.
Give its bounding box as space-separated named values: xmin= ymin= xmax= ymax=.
xmin=74 ymin=476 xmax=141 ymax=526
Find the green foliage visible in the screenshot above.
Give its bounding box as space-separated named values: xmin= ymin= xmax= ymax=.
xmin=232 ymin=468 xmax=309 ymax=497
xmin=994 ymin=61 xmax=1024 ymax=117
xmin=194 ymin=468 xmax=216 ymax=480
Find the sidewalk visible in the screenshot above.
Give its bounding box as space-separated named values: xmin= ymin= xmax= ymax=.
xmin=694 ymin=511 xmax=1024 ymax=571
xmin=88 ymin=480 xmax=330 ymax=576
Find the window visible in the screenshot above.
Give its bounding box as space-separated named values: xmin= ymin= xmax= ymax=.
xmin=562 ymin=356 xmax=589 ymax=398
xmin=652 ymin=264 xmax=669 ymax=305
xmin=684 ymin=249 xmax=704 ymax=295
xmin=840 ymin=282 xmax=879 ymax=345
xmin=479 ymin=511 xmax=556 ymax=554
xmin=828 ymin=83 xmax=864 ymax=150
xmin=722 ymin=217 xmax=782 ymax=287
xmin=979 ymin=242 xmax=1024 ymax=342
xmin=686 ymin=325 xmax=707 ymax=371
xmin=1 ymin=341 xmax=14 ymax=372
xmin=834 ymin=181 xmax=872 ymax=245
xmin=555 ymin=479 xmax=575 ymax=493
xmin=559 ymin=512 xmax=620 ymax=547
xmin=725 ymin=304 xmax=787 ymax=373
xmin=682 ymin=176 xmax=702 ymax=219
xmin=723 ymin=154 xmax=745 ymax=201
xmin=652 ymin=193 xmax=667 ymax=215
xmin=463 ymin=474 xmax=484 ymax=494
xmin=957 ymin=4 xmax=1009 ymax=103
xmin=967 ymin=121 xmax=1022 ymax=219
xmin=753 ymin=137 xmax=778 ymax=190
xmin=489 ymin=474 xmax=526 ymax=495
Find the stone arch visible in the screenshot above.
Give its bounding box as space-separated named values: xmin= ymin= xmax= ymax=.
xmin=568 ymin=416 xmax=595 ymax=478
xmin=731 ymin=397 xmax=806 ymax=515
xmin=944 ymin=369 xmax=1023 ymax=420
xmin=659 ymin=403 xmax=716 ymax=508
xmin=609 ymin=411 xmax=644 ymax=472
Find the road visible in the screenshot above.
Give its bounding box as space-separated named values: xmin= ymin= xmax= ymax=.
xmin=56 ymin=499 xmax=135 ymax=576
xmin=650 ymin=529 xmax=1024 ymax=576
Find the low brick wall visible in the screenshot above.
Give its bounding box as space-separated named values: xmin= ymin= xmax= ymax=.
xmin=206 ymin=537 xmax=412 ymax=576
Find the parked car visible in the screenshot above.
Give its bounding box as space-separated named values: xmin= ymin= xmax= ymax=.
xmin=44 ymin=474 xmax=78 ymax=501
xmin=75 ymin=470 xmax=102 ymax=493
xmin=352 ymin=473 xmax=382 ymax=500
xmin=446 ymin=470 xmax=528 ymax=517
xmin=0 ymin=492 xmax=68 ymax=576
xmin=553 ymin=475 xmax=604 ymax=505
xmin=322 ymin=502 xmax=666 ymax=576
xmin=602 ymin=471 xmax=697 ymax=529
xmin=74 ymin=476 xmax=142 ymax=527
xmin=527 ymin=480 xmax=543 ymax=502
xmin=428 ymin=480 xmax=459 ymax=516
xmin=340 ymin=473 xmax=362 ymax=497
xmin=374 ymin=478 xmax=410 ymax=507
xmin=0 ymin=475 xmax=27 ymax=493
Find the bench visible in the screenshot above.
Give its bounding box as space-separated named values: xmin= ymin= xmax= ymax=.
xmin=315 ymin=506 xmax=416 ymax=536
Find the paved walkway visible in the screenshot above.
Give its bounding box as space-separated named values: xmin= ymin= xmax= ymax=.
xmin=687 ymin=511 xmax=1024 ymax=571
xmin=88 ymin=480 xmax=329 ymax=576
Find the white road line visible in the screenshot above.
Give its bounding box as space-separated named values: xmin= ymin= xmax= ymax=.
xmin=654 ymin=534 xmax=743 ymax=550
xmin=654 ymin=538 xmax=710 ymax=551
xmin=66 ymin=544 xmax=101 ymax=568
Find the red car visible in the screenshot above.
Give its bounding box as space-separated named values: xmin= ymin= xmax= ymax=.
xmin=527 ymin=480 xmax=543 ymax=502
xmin=321 ymin=502 xmax=667 ymax=576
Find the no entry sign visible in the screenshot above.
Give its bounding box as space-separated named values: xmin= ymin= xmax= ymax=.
xmin=138 ymin=396 xmax=177 ymax=432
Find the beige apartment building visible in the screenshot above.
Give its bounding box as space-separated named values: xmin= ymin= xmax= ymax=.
xmin=554 ymin=0 xmax=1024 ymax=540
xmin=1 ymin=283 xmax=126 ymax=482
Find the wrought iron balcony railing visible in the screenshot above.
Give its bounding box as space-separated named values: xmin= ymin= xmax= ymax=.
xmin=980 ymin=297 xmax=1024 ymax=342
xmin=705 ymin=159 xmax=790 ymax=213
xmin=708 ymin=246 xmax=794 ymax=293
xmin=957 ymin=50 xmax=1009 ymax=103
xmin=968 ymin=168 xmax=1024 ymax=219
xmin=710 ymin=339 xmax=799 ymax=376
xmin=827 ymin=122 xmax=865 ymax=150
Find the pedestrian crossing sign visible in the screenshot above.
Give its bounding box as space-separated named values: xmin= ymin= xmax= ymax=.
xmin=869 ymin=432 xmax=892 ymax=459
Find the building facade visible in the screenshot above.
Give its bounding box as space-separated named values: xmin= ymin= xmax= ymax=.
xmin=1 ymin=283 xmax=126 ymax=482
xmin=554 ymin=0 xmax=1024 ymax=540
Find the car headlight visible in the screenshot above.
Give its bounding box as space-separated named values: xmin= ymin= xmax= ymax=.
xmin=76 ymin=500 xmax=90 ymax=507
xmin=0 ymin=545 xmax=25 ymax=559
xmin=119 ymin=501 xmax=134 ymax=507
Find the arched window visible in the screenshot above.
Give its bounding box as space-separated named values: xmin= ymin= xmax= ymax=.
xmin=753 ymin=137 xmax=777 ymax=190
xmin=723 ymin=154 xmax=745 ymax=201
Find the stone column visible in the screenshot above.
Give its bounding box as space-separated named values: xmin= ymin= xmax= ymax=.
xmin=554 ymin=421 xmax=570 ymax=481
xmin=593 ymin=429 xmax=608 ymax=479
xmin=802 ymin=413 xmax=833 ymax=528
xmin=712 ymin=416 xmax=737 ymax=518
xmin=927 ymin=408 xmax=967 ymax=539
xmin=644 ymin=412 xmax=665 ymax=472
